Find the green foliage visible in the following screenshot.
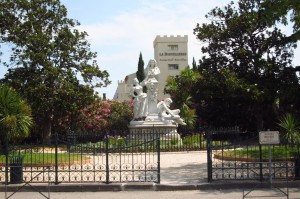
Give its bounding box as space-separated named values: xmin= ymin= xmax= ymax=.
xmin=165 ymin=67 xmax=199 ymax=128
xmin=278 ymin=113 xmax=300 ymax=144
xmin=170 ymin=138 xmax=180 ymax=145
xmin=136 ymin=52 xmax=146 ymax=93
xmin=73 ymin=100 xmax=132 ymax=134
xmin=69 ymin=137 xmax=126 ymax=153
xmin=224 ymin=145 xmax=299 ymax=159
xmin=261 ymin=0 xmax=300 ymax=32
xmin=108 ymin=137 xmax=126 ymax=148
xmin=69 ymin=142 xmax=105 ymax=153
xmin=192 ymin=0 xmax=300 ymax=130
xmin=182 ymin=134 xmax=201 ymax=146
xmin=0 ymin=84 xmax=33 ymax=141
xmin=108 ymin=100 xmax=133 ymax=131
xmin=0 ymin=0 xmax=110 ymax=142
xmin=181 ymin=103 xmax=197 ymax=128
xmin=194 ymin=68 xmax=266 ymax=129
xmin=136 ymin=52 xmax=145 ymax=83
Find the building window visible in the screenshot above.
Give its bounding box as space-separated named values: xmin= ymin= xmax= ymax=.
xmin=168 ymin=64 xmax=179 ymax=70
xmin=168 ymin=45 xmax=178 ymax=51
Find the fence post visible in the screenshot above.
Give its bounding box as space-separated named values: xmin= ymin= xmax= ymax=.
xmin=157 ymin=138 xmax=160 ymax=184
xmin=105 ymin=135 xmax=109 ymax=184
xmin=55 ymin=133 xmax=59 ymax=184
xmin=259 ymin=144 xmax=263 ymax=182
xmin=200 ymin=130 xmax=202 ymax=150
xmin=207 ymin=129 xmax=212 ymax=182
xmin=5 ymin=132 xmax=9 ymax=185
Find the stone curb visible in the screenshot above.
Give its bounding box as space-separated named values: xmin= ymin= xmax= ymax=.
xmin=1 ymin=181 xmax=299 ymax=192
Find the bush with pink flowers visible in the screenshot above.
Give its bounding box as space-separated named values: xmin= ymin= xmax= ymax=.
xmin=76 ymin=100 xmax=133 ymax=135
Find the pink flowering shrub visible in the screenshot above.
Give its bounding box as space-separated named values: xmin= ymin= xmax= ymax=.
xmin=77 ymin=100 xmax=133 ymax=134
xmin=55 ymin=100 xmax=133 ymax=136
xmin=78 ymin=100 xmax=111 ymax=132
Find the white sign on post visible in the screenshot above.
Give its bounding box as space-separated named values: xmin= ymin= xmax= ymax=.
xmin=259 ymin=131 xmax=280 ymax=145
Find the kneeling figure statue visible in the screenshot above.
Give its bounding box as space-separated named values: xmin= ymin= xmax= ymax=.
xmin=157 ymin=98 xmax=186 ymax=125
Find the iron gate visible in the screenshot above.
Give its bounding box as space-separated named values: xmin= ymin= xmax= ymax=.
xmin=1 ymin=131 xmax=160 ymax=184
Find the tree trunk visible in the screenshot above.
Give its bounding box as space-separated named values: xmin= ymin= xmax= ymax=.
xmin=255 ymin=104 xmax=264 ymax=131
xmin=42 ymin=115 xmax=53 ymax=144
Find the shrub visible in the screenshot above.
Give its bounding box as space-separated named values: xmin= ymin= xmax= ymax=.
xmin=182 ymin=134 xmax=201 ymax=146
xmin=278 ymin=113 xmax=300 ymax=144
xmin=59 ymin=100 xmax=133 ymax=136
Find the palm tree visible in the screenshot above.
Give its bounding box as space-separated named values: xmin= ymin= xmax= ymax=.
xmin=0 ymin=84 xmax=33 ymax=146
xmin=278 ymin=113 xmax=300 ymax=145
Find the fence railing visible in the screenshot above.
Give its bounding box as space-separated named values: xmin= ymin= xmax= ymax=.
xmin=0 ymin=132 xmax=161 ymax=184
xmin=206 ymin=127 xmax=300 ymax=182
xmin=62 ymin=129 xmax=208 ymax=152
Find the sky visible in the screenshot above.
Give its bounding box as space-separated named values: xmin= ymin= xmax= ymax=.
xmin=1 ymin=0 xmax=299 ymax=99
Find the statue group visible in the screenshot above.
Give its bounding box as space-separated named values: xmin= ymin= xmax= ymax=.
xmin=129 ymin=59 xmax=186 ymax=126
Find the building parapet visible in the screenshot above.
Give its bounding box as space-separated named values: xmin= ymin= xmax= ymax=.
xmin=153 ymin=35 xmax=188 ymax=47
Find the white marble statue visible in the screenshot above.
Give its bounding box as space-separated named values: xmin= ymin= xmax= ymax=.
xmin=129 ymin=78 xmax=148 ymax=121
xmin=144 ymin=59 xmax=160 ymax=79
xmin=141 ymin=59 xmax=160 ymax=115
xmin=157 ymin=98 xmax=186 ymax=125
xmin=130 ymin=58 xmax=186 ymax=126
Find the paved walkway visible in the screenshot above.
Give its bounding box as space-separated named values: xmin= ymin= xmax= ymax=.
xmin=160 ymin=151 xmax=207 ymax=184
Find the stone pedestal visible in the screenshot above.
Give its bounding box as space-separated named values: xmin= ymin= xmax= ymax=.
xmin=128 ymin=119 xmax=180 ymax=142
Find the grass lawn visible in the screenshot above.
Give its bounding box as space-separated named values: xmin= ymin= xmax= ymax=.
xmin=0 ymin=152 xmax=90 ymax=165
xmin=222 ymin=145 xmax=300 ymax=160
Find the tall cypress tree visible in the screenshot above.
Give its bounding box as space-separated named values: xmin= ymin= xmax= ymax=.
xmin=136 ymin=52 xmax=145 ymax=83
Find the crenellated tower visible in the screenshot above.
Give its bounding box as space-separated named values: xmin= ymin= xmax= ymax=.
xmin=153 ymin=35 xmax=188 ymax=100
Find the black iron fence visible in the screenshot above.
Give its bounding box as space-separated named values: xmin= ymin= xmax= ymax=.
xmin=0 ymin=131 xmax=161 ymax=184
xmin=206 ymin=127 xmax=300 ymax=182
xmin=62 ymin=128 xmax=208 ymax=152
xmin=4 ymin=126 xmax=297 ymax=185
xmin=0 ymin=127 xmax=209 ymax=185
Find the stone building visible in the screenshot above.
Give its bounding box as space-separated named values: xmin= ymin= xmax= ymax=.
xmin=113 ymin=35 xmax=188 ymax=101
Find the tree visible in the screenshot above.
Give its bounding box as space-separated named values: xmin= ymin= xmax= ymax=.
xmin=195 ymin=68 xmax=263 ymax=130
xmin=0 ymin=84 xmax=33 ymax=148
xmin=193 ymin=0 xmax=300 ymax=131
xmin=261 ymin=0 xmax=300 ymax=42
xmin=136 ymin=52 xmax=145 ymax=83
xmin=136 ymin=52 xmax=146 ymax=93
xmin=165 ymin=67 xmax=199 ymax=129
xmin=108 ymin=100 xmax=133 ymax=133
xmin=0 ymin=0 xmax=110 ymax=143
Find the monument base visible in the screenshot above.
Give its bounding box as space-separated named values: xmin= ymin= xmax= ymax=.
xmin=128 ymin=117 xmax=181 ymax=142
